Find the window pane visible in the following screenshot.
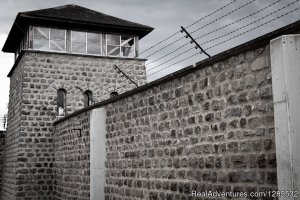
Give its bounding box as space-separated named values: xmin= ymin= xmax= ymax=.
xmin=107 ymin=45 xmax=120 ymax=56
xmin=87 ymin=43 xmax=101 ymax=55
xmin=72 ymin=31 xmax=86 ymax=42
xmin=57 ymin=90 xmax=65 ymax=108
xmin=57 ymin=89 xmax=66 ymax=116
xmin=122 ymin=46 xmax=134 ymax=57
xmin=72 ymin=42 xmax=86 ymax=53
xmin=84 ymin=91 xmax=93 ymax=107
xmin=50 ymin=40 xmax=65 ymax=51
xmin=107 ymin=34 xmax=120 ymax=45
xmin=33 ymin=38 xmax=49 ymax=50
xmin=87 ymin=33 xmax=100 ymax=44
xmin=121 ymin=36 xmax=134 ymax=47
xmin=34 ymin=27 xmax=49 ymax=39
xmin=51 ymin=29 xmax=65 ymax=40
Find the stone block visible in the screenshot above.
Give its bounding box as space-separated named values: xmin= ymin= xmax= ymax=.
xmin=251 ymin=57 xmax=266 ymax=71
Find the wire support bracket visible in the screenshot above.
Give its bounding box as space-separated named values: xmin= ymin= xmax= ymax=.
xmin=113 ymin=65 xmax=138 ymax=88
xmin=180 ymin=26 xmax=211 ymax=58
xmin=75 ymin=86 xmax=96 ymax=104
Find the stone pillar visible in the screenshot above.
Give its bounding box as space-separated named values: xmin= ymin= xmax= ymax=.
xmin=270 ymin=35 xmax=300 ymax=199
xmin=90 ymin=108 xmax=107 ymax=200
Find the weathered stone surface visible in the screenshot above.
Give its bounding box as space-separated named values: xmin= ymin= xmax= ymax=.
xmin=251 ymin=57 xmax=267 ymax=71
xmin=3 ymin=51 xmax=146 ymax=200
xmin=231 ymin=155 xmax=247 ymax=168
xmin=100 ymin=44 xmax=276 ymax=200
xmin=2 ymin=42 xmax=278 ymax=200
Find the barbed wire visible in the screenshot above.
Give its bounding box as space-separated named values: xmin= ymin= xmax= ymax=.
xmin=147 ymin=52 xmax=201 ymax=77
xmin=147 ymin=46 xmax=195 ymax=72
xmin=139 ymin=0 xmax=238 ymax=55
xmin=194 ymin=0 xmax=283 ymax=41
xmin=198 ymin=0 xmax=300 ymax=46
xmin=189 ymin=0 xmax=257 ymax=35
xmin=146 ymin=0 xmax=282 ymax=70
xmin=205 ymin=5 xmax=300 ymax=51
xmin=142 ymin=36 xmax=185 ymax=59
xmin=146 ymin=0 xmax=298 ymax=75
xmin=147 ymin=5 xmax=300 ymax=77
xmin=142 ymin=0 xmax=255 ymax=59
xmin=146 ymin=43 xmax=189 ymax=66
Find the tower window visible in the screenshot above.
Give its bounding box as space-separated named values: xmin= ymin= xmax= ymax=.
xmin=71 ymin=31 xmax=102 ymax=55
xmin=83 ymin=90 xmax=93 ymax=107
xmin=33 ymin=27 xmax=66 ymax=52
xmin=57 ymin=89 xmax=66 ymax=116
xmin=50 ymin=29 xmax=66 ymax=51
xmin=29 ymin=26 xmax=137 ymax=57
xmin=110 ymin=91 xmax=118 ymax=98
xmin=106 ymin=34 xmax=135 ymax=57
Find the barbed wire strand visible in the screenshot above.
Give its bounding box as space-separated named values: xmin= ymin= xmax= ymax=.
xmin=147 ymin=52 xmax=201 ymax=77
xmin=189 ymin=0 xmax=257 ymax=35
xmin=194 ymin=0 xmax=283 ymax=41
xmin=146 ymin=0 xmax=296 ymax=73
xmin=147 ymin=46 xmax=195 ymax=71
xmin=146 ymin=0 xmax=282 ymax=68
xmin=142 ymin=0 xmax=256 ymax=59
xmin=139 ymin=0 xmax=238 ymax=55
xmin=146 ymin=43 xmax=189 ymax=66
xmin=205 ymin=6 xmax=300 ymax=51
xmin=198 ymin=0 xmax=300 ymax=46
xmin=148 ymin=6 xmax=300 ymax=77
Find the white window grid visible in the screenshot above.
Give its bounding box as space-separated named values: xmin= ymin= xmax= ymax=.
xmin=106 ymin=34 xmax=135 ymax=58
xmin=71 ymin=31 xmax=102 ymax=55
xmin=33 ymin=26 xmax=66 ymax=52
xmin=30 ymin=26 xmax=137 ymax=58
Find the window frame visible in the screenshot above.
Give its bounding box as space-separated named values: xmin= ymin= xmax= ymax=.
xmin=71 ymin=31 xmax=102 ymax=55
xmin=83 ymin=90 xmax=93 ymax=108
xmin=32 ymin=26 xmax=66 ymax=52
xmin=106 ymin=34 xmax=135 ymax=58
xmin=29 ymin=26 xmax=139 ymax=58
xmin=57 ymin=88 xmax=67 ymax=116
xmin=50 ymin=28 xmax=67 ymax=52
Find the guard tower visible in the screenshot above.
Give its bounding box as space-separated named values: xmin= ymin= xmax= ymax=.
xmin=1 ymin=4 xmax=153 ymax=199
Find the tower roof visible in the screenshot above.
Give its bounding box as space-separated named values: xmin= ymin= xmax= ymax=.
xmin=2 ymin=4 xmax=154 ymax=53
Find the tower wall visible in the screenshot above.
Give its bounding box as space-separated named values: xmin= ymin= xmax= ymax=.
xmin=1 ymin=57 xmax=25 ymax=199
xmin=2 ymin=50 xmax=146 ymax=199
xmin=0 ymin=131 xmax=6 ymax=198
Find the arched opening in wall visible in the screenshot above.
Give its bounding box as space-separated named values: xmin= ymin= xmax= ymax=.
xmin=110 ymin=91 xmax=118 ymax=98
xmin=83 ymin=90 xmax=93 ymax=107
xmin=57 ymin=89 xmax=66 ymax=116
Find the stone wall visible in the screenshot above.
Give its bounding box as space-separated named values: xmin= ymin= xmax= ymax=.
xmin=53 ymin=111 xmax=91 ymax=200
xmin=104 ymin=44 xmax=277 ymax=199
xmin=2 ymin=50 xmax=146 ymax=199
xmin=1 ymin=56 xmax=24 ymax=199
xmin=0 ymin=131 xmax=6 ymax=198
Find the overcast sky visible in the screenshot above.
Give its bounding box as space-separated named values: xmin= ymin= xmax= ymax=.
xmin=1 ymin=0 xmax=300 ymax=130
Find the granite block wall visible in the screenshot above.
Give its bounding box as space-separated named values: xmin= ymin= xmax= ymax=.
xmin=53 ymin=111 xmax=91 ymax=200
xmin=2 ymin=41 xmax=278 ymax=200
xmin=0 ymin=131 xmax=6 ymax=198
xmin=104 ymin=44 xmax=277 ymax=199
xmin=1 ymin=56 xmax=24 ymax=200
xmin=1 ymin=50 xmax=146 ymax=199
